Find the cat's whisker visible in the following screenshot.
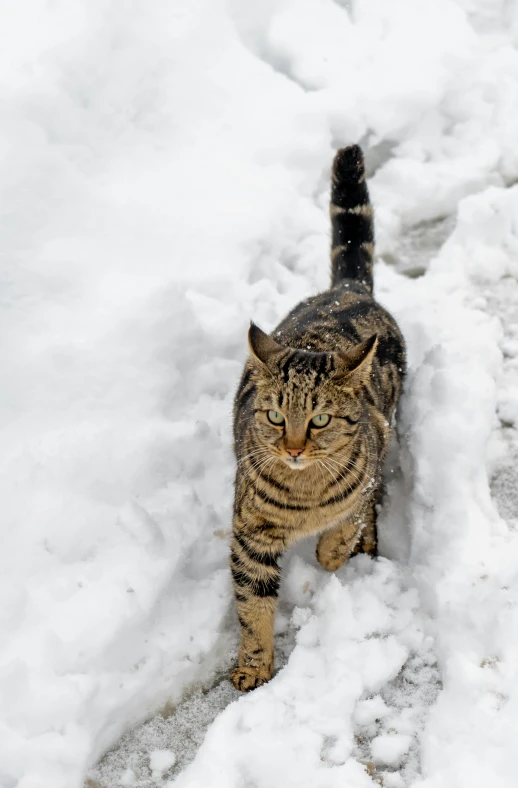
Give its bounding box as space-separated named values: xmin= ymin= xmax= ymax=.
xmin=239 ymin=452 xmax=273 ymax=473
xmin=241 ymin=455 xmax=277 ymax=483
xmin=236 ymin=455 xmax=273 ymax=472
xmin=332 ymin=451 xmax=368 ymax=477
xmin=318 ymin=459 xmax=338 ymax=485
xmin=324 ymin=454 xmax=361 ymax=474
xmin=323 ymin=454 xmax=364 ymax=484
xmin=320 ymin=460 xmax=358 ymax=502
xmin=263 ymin=457 xmax=278 ymax=484
xmin=321 ymin=461 xmax=365 ymax=494
xmin=315 ymin=459 xmax=329 ymax=487
xmin=238 ymin=461 xmax=271 ymax=481
xmin=237 ymin=447 xmax=272 ymax=465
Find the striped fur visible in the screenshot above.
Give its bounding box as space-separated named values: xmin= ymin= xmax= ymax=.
xmin=330 ymin=145 xmax=374 ymax=290
xmin=231 ymin=144 xmax=406 ymax=691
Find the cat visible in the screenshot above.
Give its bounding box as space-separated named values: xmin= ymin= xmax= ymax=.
xmin=230 ymin=145 xmax=406 ymax=692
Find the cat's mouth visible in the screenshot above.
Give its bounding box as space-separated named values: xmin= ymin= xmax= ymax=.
xmin=282 ymin=455 xmax=311 ymax=471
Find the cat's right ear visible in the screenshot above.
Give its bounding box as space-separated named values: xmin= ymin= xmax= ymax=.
xmin=248 ymin=323 xmax=285 ymax=369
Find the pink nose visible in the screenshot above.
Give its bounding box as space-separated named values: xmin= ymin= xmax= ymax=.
xmin=286 ymin=448 xmax=304 ymax=457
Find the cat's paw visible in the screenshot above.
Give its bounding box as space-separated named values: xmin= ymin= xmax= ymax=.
xmin=231 ymin=666 xmax=271 ymax=692
xmin=316 ymin=549 xmax=347 ymax=573
xmin=316 ymin=535 xmax=348 ymax=572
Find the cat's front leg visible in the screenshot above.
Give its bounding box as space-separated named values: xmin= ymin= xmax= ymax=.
xmin=316 ymin=518 xmax=362 ymax=572
xmin=316 ymin=495 xmax=378 ymax=572
xmin=230 ymin=528 xmax=281 ymax=691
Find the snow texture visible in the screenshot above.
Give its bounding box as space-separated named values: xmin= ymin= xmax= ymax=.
xmin=2 ymin=1 xmax=518 ymax=787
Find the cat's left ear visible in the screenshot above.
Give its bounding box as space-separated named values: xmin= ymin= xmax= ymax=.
xmin=333 ymin=335 xmax=378 ymax=387
xmin=248 ymin=322 xmax=286 ymax=369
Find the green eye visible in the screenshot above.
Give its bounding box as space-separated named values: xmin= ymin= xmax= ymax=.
xmin=267 ymin=410 xmax=285 ymax=426
xmin=310 ymin=413 xmax=331 ymax=428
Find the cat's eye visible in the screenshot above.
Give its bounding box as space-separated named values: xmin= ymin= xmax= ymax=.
xmin=267 ymin=410 xmax=285 ymax=426
xmin=310 ymin=413 xmax=331 ymax=428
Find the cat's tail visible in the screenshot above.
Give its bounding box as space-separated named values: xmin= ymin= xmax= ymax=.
xmin=330 ymin=145 xmax=374 ymax=293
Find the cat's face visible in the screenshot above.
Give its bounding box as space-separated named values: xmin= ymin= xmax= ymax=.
xmin=247 ymin=324 xmax=376 ymax=473
xmin=252 ymin=373 xmax=363 ymax=471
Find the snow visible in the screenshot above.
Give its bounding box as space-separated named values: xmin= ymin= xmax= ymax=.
xmin=2 ymin=1 xmax=518 ymax=787
xmin=149 ymin=751 xmax=176 ymax=777
xmin=371 ymin=733 xmax=412 ymax=767
xmin=171 ymin=557 xmax=436 ymax=787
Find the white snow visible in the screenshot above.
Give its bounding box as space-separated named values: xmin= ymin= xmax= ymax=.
xmin=2 ymin=1 xmax=518 ymax=787
xmin=149 ymin=750 xmax=176 ymax=777
xmin=354 ymin=695 xmax=391 ymax=727
xmin=371 ymin=733 xmax=412 ymax=767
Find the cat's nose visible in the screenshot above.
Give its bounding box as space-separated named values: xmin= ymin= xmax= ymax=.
xmin=286 ymin=447 xmax=304 ymax=457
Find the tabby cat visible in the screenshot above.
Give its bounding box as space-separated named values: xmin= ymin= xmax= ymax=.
xmin=231 ymin=145 xmax=406 ymax=692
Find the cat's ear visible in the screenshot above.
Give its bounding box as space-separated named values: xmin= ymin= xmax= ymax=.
xmin=333 ymin=335 xmax=378 ymax=387
xmin=248 ymin=323 xmax=286 ymax=368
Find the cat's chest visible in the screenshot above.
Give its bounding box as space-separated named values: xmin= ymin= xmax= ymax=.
xmin=249 ymin=472 xmax=364 ymax=537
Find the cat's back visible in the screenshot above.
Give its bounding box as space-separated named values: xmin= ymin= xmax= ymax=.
xmin=234 ymin=143 xmax=406 ymax=436
xmin=273 ymin=281 xmax=406 ymax=376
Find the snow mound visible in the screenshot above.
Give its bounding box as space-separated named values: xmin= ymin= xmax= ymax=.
xmin=2 ymin=1 xmax=518 ymax=787
xmin=173 ymin=557 xmax=434 ymax=788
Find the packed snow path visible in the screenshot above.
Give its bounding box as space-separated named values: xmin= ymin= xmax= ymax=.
xmin=88 ymin=190 xmax=518 ymax=788
xmin=3 ymin=2 xmax=518 ymax=788
xmin=87 ymin=229 xmax=447 ymax=788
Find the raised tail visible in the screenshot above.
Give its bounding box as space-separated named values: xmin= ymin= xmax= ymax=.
xmin=330 ymin=145 xmax=374 ymax=292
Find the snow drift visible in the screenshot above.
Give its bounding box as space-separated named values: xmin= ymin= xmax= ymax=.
xmin=2 ymin=1 xmax=518 ymax=787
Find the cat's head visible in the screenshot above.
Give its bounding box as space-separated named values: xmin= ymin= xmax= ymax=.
xmin=246 ymin=323 xmax=377 ymax=471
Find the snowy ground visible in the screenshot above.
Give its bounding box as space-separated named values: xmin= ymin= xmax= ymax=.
xmin=3 ymin=2 xmax=518 ymax=787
